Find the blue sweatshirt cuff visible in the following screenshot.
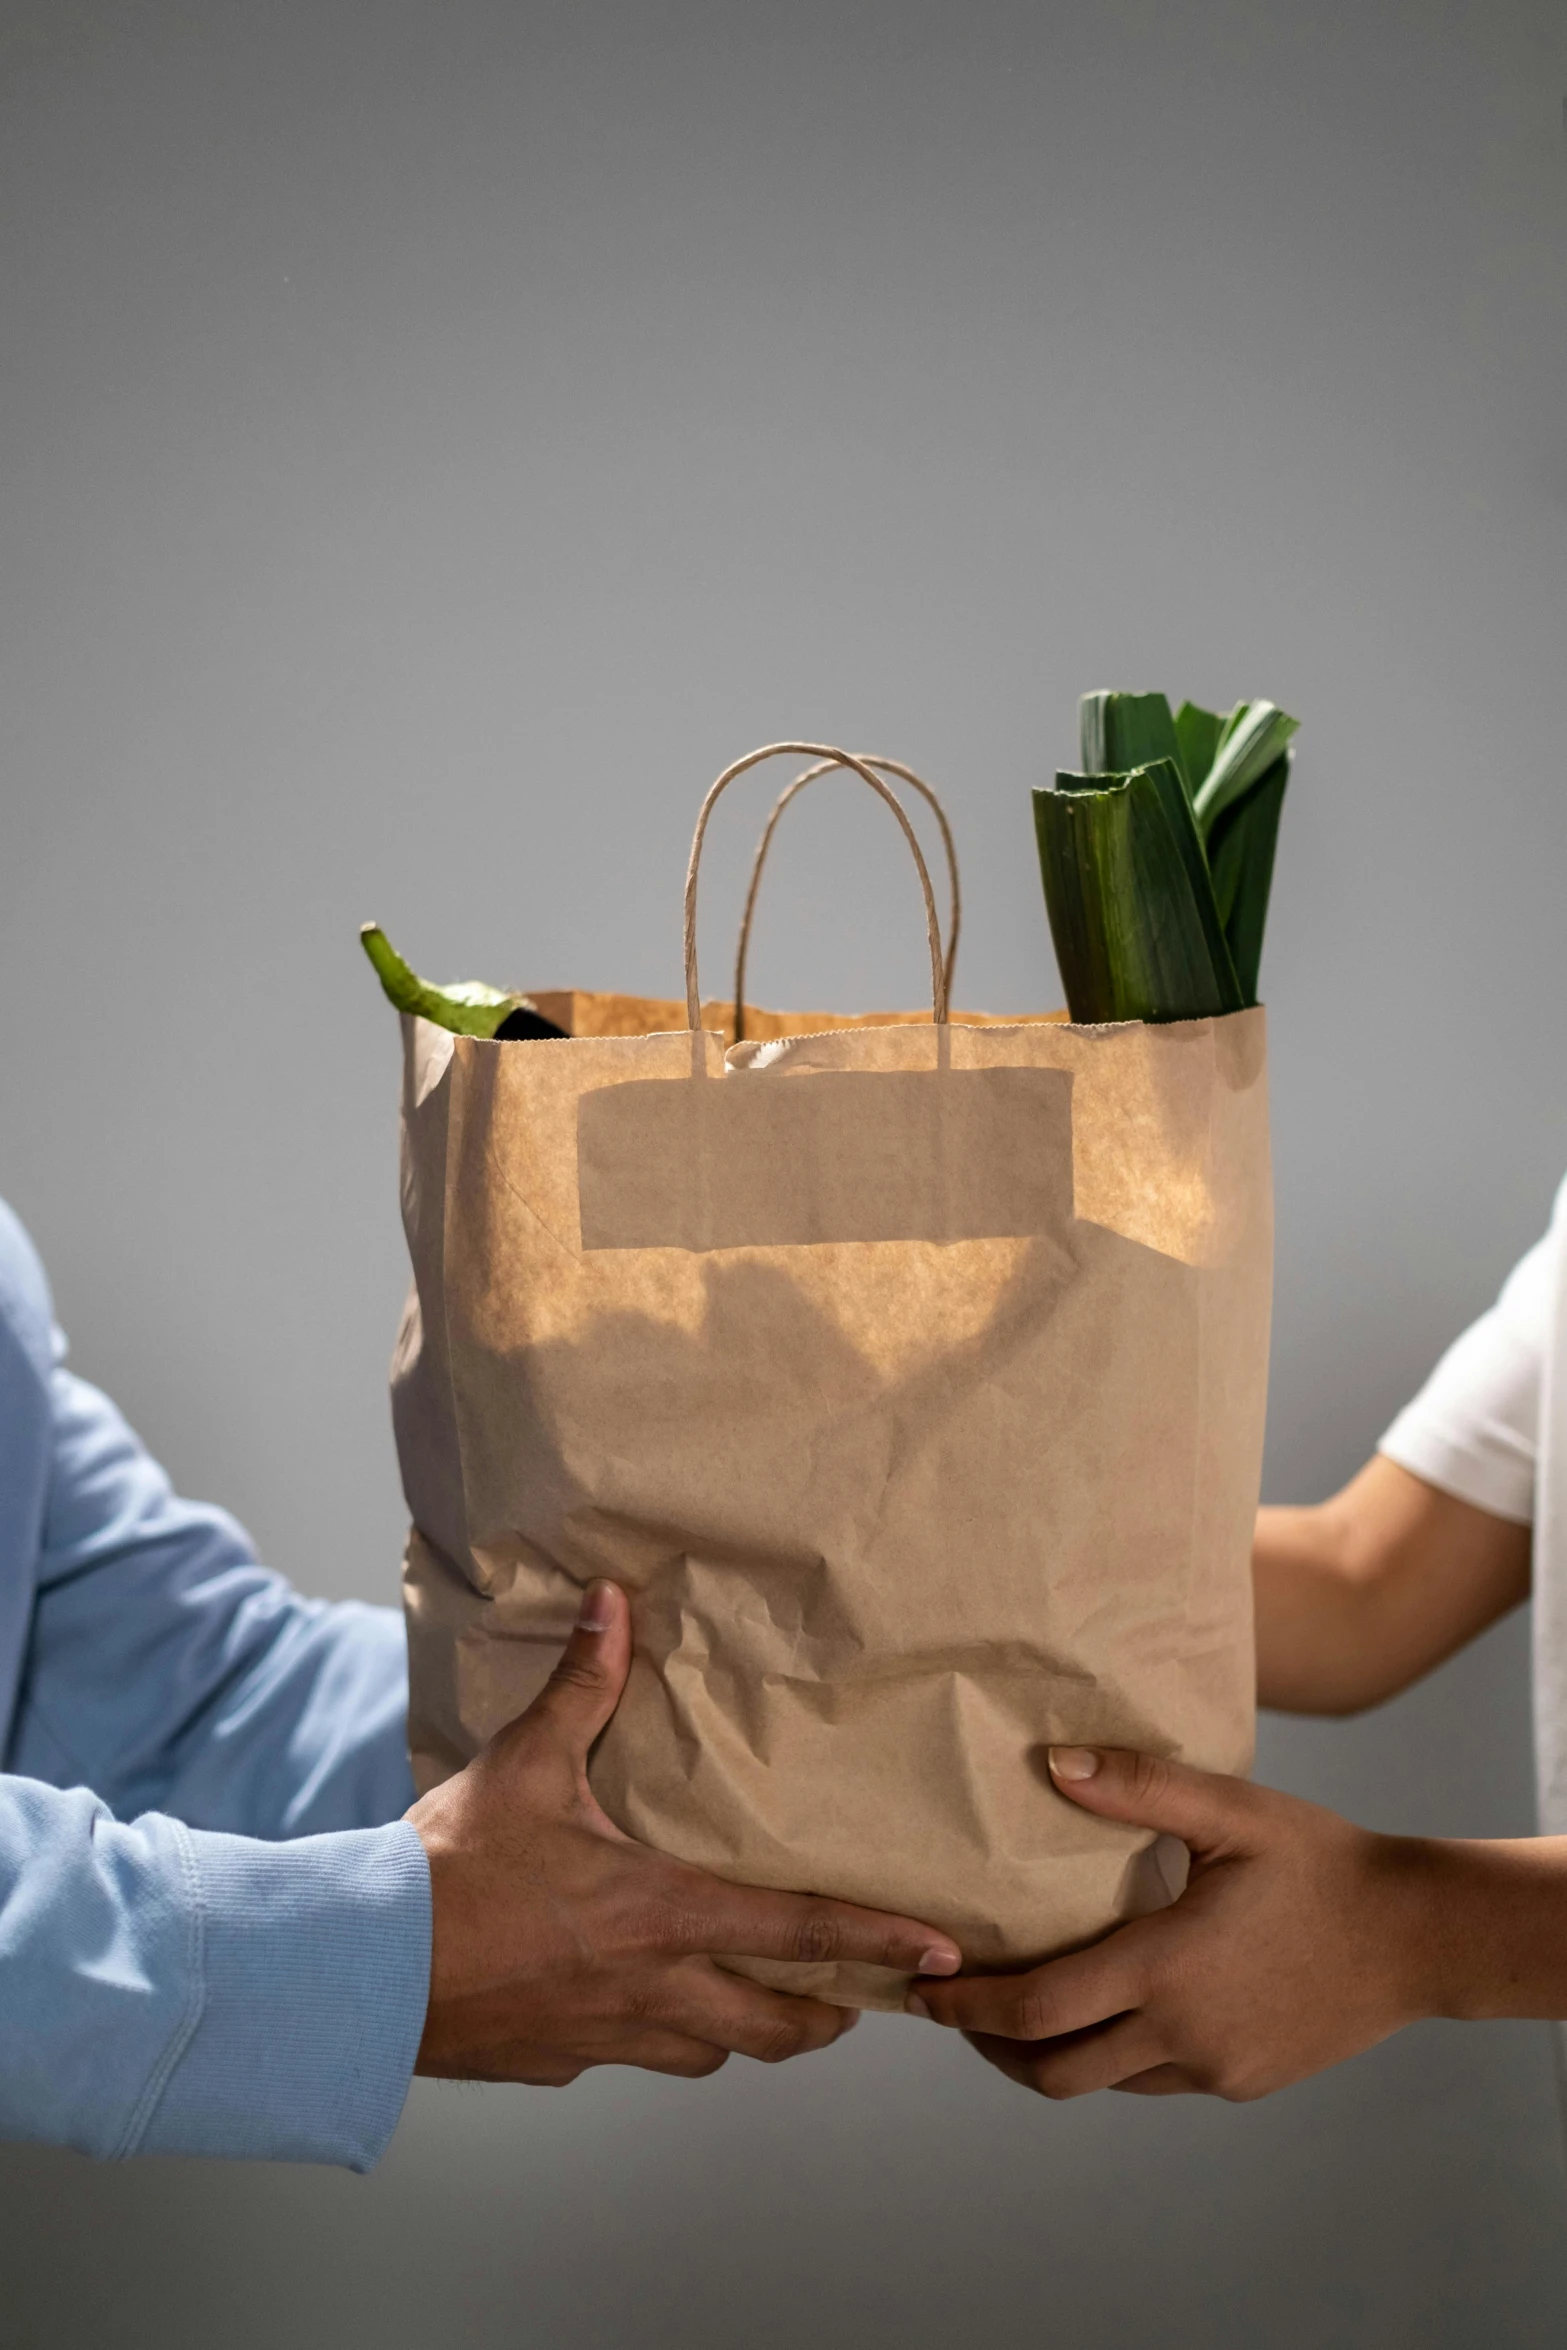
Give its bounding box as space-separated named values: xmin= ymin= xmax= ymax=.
xmin=137 ymin=1817 xmax=431 ymax=2170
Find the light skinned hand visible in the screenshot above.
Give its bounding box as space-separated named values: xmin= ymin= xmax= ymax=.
xmin=409 ymin=1580 xmax=961 ymax=2085
xmin=905 ymin=1746 xmax=1454 ymax=2102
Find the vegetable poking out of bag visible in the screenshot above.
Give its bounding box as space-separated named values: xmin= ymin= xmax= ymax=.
xmin=359 ymin=921 xmax=568 ymax=1039
xmin=1033 ymin=692 xmax=1297 ymax=1023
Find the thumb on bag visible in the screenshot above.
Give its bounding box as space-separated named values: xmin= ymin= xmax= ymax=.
xmin=530 ymin=1580 xmax=634 ymax=1762
xmin=1047 ymin=1746 xmax=1260 ymax=1860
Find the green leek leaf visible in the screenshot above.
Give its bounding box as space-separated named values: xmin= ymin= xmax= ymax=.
xmin=1205 ymin=754 xmax=1288 ymax=1004
xmin=1192 ymin=700 xmax=1299 ymax=833
xmin=1173 ymin=701 xmax=1224 ymax=802
xmin=1136 ymin=757 xmax=1245 ymax=1010
xmin=1039 ymin=689 xmax=1297 ymax=1021
xmin=1079 ymin=691 xmax=1181 ymax=782
xmin=1033 ymin=758 xmax=1243 ymax=1024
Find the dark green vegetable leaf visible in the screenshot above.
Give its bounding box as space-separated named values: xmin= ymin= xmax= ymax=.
xmin=1173 ymin=701 xmax=1224 ymax=803
xmin=1205 ymin=754 xmax=1288 ymax=1004
xmin=1040 ymin=688 xmax=1297 ymax=1021
xmin=1192 ymin=700 xmax=1299 ymax=833
xmin=1079 ymin=690 xmax=1181 ymax=781
xmin=1033 ymin=759 xmax=1243 ymax=1024
xmin=1137 ymin=757 xmax=1245 ymax=1009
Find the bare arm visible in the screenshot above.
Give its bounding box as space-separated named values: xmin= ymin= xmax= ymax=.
xmin=1253 ymin=1455 xmax=1531 ymax=1715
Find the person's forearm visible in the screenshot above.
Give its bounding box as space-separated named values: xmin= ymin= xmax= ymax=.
xmin=1251 ymin=1482 xmax=1437 ymax=1713
xmin=1404 ymin=1835 xmax=1567 ymax=2022
xmin=19 ymin=1361 xmax=417 ymax=1840
xmin=1254 ymin=1458 xmax=1531 ymax=1716
xmin=1253 ymin=1496 xmax=1375 ymax=1714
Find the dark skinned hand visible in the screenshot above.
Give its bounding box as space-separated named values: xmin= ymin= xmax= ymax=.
xmin=410 ymin=1580 xmax=962 ymax=2086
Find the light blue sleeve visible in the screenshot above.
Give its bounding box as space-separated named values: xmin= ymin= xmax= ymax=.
xmin=9 ymin=1346 xmax=419 ymax=1838
xmin=0 ymin=1777 xmax=429 ymax=2167
xmin=0 ymin=1203 xmax=433 ymax=2166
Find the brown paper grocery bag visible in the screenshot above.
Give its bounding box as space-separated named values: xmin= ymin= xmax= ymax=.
xmin=393 ymin=743 xmax=1272 ymax=2009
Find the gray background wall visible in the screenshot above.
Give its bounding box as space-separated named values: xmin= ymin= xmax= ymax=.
xmin=2 ymin=1 xmax=1565 ymax=2341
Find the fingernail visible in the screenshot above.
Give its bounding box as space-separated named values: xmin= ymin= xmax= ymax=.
xmin=1049 ymin=1745 xmax=1101 ymax=1782
xmin=919 ymin=1944 xmax=961 ymax=1976
xmin=576 ymin=1581 xmax=614 ymax=1632
xmin=905 ymin=1993 xmax=932 ymax=2021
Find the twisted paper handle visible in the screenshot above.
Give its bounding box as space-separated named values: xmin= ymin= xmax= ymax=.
xmin=683 ymin=743 xmax=949 ymax=1032
xmin=731 ymin=755 xmax=960 ymax=1045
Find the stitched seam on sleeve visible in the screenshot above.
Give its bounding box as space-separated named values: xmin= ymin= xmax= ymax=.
xmin=111 ymin=1820 xmax=209 ymax=2160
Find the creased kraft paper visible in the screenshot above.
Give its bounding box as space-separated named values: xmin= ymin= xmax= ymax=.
xmin=393 ymin=995 xmax=1271 ymax=2008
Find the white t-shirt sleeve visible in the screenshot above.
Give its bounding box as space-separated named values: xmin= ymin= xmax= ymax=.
xmin=1378 ymin=1228 xmax=1553 ymax=1528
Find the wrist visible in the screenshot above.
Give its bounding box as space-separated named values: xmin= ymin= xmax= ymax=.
xmin=143 ymin=1819 xmax=431 ymax=2168
xmin=1365 ymin=1833 xmax=1455 ymax=2024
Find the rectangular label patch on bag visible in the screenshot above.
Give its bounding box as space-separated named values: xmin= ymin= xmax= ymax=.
xmin=576 ymin=1066 xmax=1075 ymax=1251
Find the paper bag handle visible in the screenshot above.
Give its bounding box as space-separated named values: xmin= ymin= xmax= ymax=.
xmin=731 ymin=756 xmax=961 ymax=1045
xmin=684 ymin=744 xmax=949 ymax=1032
